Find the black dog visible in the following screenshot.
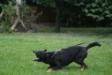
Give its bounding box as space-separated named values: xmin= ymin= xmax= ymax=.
xmin=33 ymin=42 xmax=101 ymax=71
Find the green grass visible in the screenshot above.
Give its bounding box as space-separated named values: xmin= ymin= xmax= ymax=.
xmin=0 ymin=31 xmax=112 ymax=75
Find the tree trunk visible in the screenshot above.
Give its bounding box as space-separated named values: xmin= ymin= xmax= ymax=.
xmin=55 ymin=10 xmax=61 ymax=32
xmin=0 ymin=11 xmax=4 ymax=20
xmin=11 ymin=0 xmax=27 ymax=31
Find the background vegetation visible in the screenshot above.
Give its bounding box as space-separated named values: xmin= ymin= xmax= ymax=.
xmin=33 ymin=0 xmax=112 ymax=31
xmin=0 ymin=0 xmax=112 ymax=32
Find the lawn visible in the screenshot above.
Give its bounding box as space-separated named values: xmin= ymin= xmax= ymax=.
xmin=0 ymin=31 xmax=112 ymax=75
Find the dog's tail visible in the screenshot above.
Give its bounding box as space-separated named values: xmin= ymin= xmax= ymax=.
xmin=86 ymin=42 xmax=101 ymax=50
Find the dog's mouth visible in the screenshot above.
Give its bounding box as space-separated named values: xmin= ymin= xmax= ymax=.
xmin=33 ymin=58 xmax=41 ymax=62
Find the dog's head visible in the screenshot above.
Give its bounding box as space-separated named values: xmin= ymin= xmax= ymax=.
xmin=33 ymin=49 xmax=54 ymax=62
xmin=33 ymin=49 xmax=47 ymax=62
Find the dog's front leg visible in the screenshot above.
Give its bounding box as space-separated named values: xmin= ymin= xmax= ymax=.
xmin=47 ymin=68 xmax=53 ymax=72
xmin=53 ymin=61 xmax=63 ymax=70
xmin=47 ymin=66 xmax=61 ymax=72
xmin=48 ymin=65 xmax=52 ymax=69
xmin=47 ymin=65 xmax=55 ymax=72
xmin=48 ymin=61 xmax=62 ymax=71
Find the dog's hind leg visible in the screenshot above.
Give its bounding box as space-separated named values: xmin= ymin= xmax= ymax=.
xmin=74 ymin=58 xmax=87 ymax=70
xmin=80 ymin=62 xmax=87 ymax=71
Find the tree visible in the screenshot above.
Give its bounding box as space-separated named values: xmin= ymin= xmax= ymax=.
xmin=0 ymin=0 xmax=29 ymax=32
xmin=11 ymin=0 xmax=27 ymax=31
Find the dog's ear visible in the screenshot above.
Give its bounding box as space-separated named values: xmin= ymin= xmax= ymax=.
xmin=44 ymin=49 xmax=47 ymax=52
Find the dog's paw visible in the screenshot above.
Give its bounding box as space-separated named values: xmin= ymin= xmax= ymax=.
xmin=81 ymin=67 xmax=84 ymax=71
xmin=46 ymin=68 xmax=53 ymax=72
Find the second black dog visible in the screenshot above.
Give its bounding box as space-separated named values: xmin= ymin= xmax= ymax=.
xmin=33 ymin=42 xmax=101 ymax=70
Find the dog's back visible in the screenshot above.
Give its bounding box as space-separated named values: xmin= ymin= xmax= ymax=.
xmin=51 ymin=42 xmax=101 ymax=66
xmin=52 ymin=45 xmax=85 ymax=66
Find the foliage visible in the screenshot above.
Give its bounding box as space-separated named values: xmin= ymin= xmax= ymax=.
xmin=0 ymin=1 xmax=15 ymax=32
xmin=33 ymin=0 xmax=112 ymax=26
xmin=1 ymin=0 xmax=112 ymax=32
xmin=33 ymin=0 xmax=55 ymax=7
xmin=21 ymin=0 xmax=30 ymax=27
xmin=83 ymin=0 xmax=112 ymax=21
